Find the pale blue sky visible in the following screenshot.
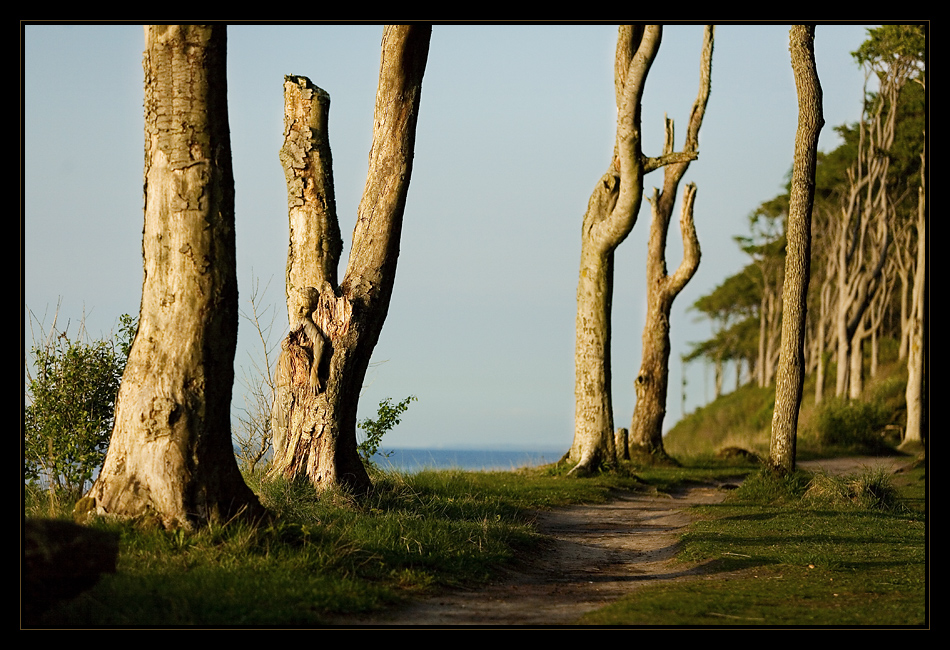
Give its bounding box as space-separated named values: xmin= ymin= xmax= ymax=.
xmin=23 ymin=23 xmax=876 ymax=451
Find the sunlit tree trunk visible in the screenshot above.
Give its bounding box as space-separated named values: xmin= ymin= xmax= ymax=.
xmin=813 ymin=276 xmax=834 ymax=404
xmin=902 ymin=140 xmax=925 ymax=448
xmin=269 ymin=25 xmax=430 ymax=493
xmin=86 ymin=25 xmax=265 ymax=528
xmin=628 ymin=26 xmax=712 ymax=462
xmin=568 ymin=25 xmax=697 ymax=475
xmin=769 ymin=25 xmax=823 ymax=475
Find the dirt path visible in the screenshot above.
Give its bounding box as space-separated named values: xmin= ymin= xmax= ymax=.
xmin=332 ymin=456 xmax=915 ymax=627
xmin=333 ymin=480 xmax=735 ymax=626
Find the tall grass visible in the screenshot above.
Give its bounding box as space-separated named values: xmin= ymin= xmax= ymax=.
xmin=803 ymin=467 xmax=907 ymax=512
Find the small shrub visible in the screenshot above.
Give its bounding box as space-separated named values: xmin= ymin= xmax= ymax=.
xmin=812 ymin=397 xmax=890 ymax=451
xmin=24 ymin=313 xmax=136 ymax=501
xmin=804 ymin=468 xmax=905 ymax=511
xmin=357 ymin=396 xmax=416 ymax=467
xmin=732 ymin=468 xmax=810 ymax=504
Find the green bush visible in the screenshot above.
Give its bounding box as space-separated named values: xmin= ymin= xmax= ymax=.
xmin=24 ymin=314 xmax=136 ymax=500
xmin=812 ymin=397 xmax=890 ymax=451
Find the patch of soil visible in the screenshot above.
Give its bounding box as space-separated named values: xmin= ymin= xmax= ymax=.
xmin=331 ymin=456 xmax=916 ymax=627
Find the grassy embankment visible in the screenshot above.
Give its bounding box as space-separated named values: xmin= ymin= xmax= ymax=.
xmin=25 ymin=345 xmax=925 ymax=626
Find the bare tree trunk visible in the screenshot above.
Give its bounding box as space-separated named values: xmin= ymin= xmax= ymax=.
xmin=629 ymin=183 xmax=700 ymax=460
xmin=833 ymin=60 xmax=905 ymax=398
xmin=848 ymin=324 xmax=866 ymax=399
xmin=755 ymin=275 xmax=784 ymax=388
xmin=569 ymin=25 xmax=697 ymax=475
xmin=769 ymin=25 xmax=823 ymax=475
xmin=813 ymin=275 xmax=834 ymax=404
xmin=902 ymin=140 xmax=926 ymax=448
xmin=269 ymin=25 xmax=430 ymax=493
xmin=86 ymin=25 xmax=265 ymax=528
xmin=628 ymin=26 xmax=712 ymax=461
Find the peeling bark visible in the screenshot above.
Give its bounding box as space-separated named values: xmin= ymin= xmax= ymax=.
xmin=87 ymin=25 xmax=265 ymax=528
xmin=269 ymin=25 xmax=430 ymax=493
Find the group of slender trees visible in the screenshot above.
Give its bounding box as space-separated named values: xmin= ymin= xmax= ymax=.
xmin=687 ymin=25 xmax=926 ymax=465
xmin=565 ymin=25 xmax=713 ymax=474
xmin=79 ymin=24 xmax=925 ymax=529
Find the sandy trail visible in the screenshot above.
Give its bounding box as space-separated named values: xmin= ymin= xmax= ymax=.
xmin=331 ymin=456 xmax=914 ymax=627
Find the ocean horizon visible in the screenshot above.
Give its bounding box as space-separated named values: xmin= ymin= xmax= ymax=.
xmin=369 ymin=447 xmax=565 ymax=474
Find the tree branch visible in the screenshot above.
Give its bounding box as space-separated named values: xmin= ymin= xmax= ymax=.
xmin=642 ymin=150 xmax=699 ymax=174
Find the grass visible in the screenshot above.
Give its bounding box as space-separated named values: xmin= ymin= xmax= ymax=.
xmin=665 ymin=342 xmax=912 ymax=462
xmin=25 ymin=348 xmax=925 ymax=627
xmin=24 ymin=456 xmax=925 ymax=627
xmin=25 ymin=466 xmax=643 ymax=626
xmin=577 ymin=463 xmax=927 ymax=627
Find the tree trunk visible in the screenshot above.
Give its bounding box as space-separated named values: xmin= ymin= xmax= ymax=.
xmin=769 ymin=25 xmax=823 ymax=475
xmin=813 ymin=276 xmax=833 ymax=404
xmin=86 ymin=25 xmax=264 ymax=528
xmin=628 ymin=25 xmax=712 ymax=461
xmin=568 ymin=26 xmax=699 ymax=475
xmin=833 ymin=58 xmax=903 ymax=399
xmin=269 ymin=25 xmax=430 ymax=493
xmin=569 ymin=26 xmax=658 ymax=475
xmin=902 ymin=141 xmax=925 ymax=448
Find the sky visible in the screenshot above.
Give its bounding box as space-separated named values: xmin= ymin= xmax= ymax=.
xmin=23 ymin=23 xmax=878 ymax=452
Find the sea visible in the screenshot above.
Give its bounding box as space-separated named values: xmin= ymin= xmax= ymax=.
xmin=369 ymin=447 xmax=565 ymax=474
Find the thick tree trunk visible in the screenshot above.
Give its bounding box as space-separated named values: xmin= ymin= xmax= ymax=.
xmin=569 ymin=26 xmax=701 ymax=474
xmin=629 ymin=26 xmax=712 ymax=461
xmin=571 ymin=242 xmax=620 ymax=472
xmin=86 ymin=25 xmax=264 ymax=528
xmin=769 ymin=25 xmax=823 ymax=475
xmin=569 ymin=26 xmax=704 ymax=475
xmin=269 ymin=25 xmax=430 ymax=493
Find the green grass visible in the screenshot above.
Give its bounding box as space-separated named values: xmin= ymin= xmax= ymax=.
xmin=25 ymin=457 xmax=925 ymax=627
xmin=26 ymin=467 xmax=643 ymax=626
xmin=577 ymin=464 xmax=927 ymax=627
xmin=665 ymin=342 xmax=913 ymax=462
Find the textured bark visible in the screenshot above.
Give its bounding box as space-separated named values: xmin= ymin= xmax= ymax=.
xmin=769 ymin=25 xmax=824 ymax=475
xmin=569 ymin=25 xmax=698 ymax=475
xmin=628 ymin=25 xmax=712 ymax=461
xmin=902 ymin=141 xmax=925 ymax=447
xmin=269 ymin=25 xmax=430 ymax=493
xmin=629 ymin=183 xmax=701 ymax=460
xmin=86 ymin=25 xmax=265 ymax=528
xmin=569 ymin=26 xmax=659 ymax=475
